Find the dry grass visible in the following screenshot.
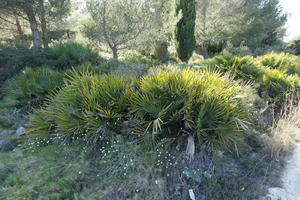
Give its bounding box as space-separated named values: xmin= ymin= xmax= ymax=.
xmin=266 ymin=96 xmax=300 ymax=158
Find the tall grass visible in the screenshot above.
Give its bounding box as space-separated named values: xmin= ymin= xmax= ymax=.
xmin=266 ymin=96 xmax=300 ymax=158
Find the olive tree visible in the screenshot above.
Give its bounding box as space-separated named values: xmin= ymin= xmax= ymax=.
xmin=83 ymin=0 xmax=155 ymax=59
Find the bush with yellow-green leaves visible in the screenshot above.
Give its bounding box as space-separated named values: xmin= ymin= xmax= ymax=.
xmin=30 ymin=67 xmax=251 ymax=151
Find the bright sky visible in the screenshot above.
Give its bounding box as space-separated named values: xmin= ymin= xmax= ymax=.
xmin=280 ymin=0 xmax=300 ymax=41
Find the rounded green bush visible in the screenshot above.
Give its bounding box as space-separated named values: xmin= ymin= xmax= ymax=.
xmin=211 ymin=54 xmax=265 ymax=82
xmin=256 ymin=52 xmax=300 ymax=76
xmin=30 ymin=67 xmax=251 ymax=150
xmin=209 ymin=53 xmax=300 ymax=106
xmin=0 ymin=67 xmax=65 ymax=109
xmin=31 ymin=71 xmax=130 ymax=140
xmin=128 ymin=67 xmax=249 ymax=149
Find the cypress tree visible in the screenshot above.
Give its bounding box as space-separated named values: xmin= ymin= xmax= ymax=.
xmin=174 ymin=0 xmax=196 ymax=62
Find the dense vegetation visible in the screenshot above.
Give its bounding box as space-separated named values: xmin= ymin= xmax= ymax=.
xmin=0 ymin=0 xmax=299 ymax=199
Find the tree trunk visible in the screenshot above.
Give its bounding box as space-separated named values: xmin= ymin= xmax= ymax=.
xmin=202 ymin=43 xmax=208 ymax=58
xmin=38 ymin=0 xmax=49 ymax=48
xmin=14 ymin=15 xmax=25 ymax=43
xmin=25 ymin=4 xmax=41 ymax=49
xmin=112 ymin=47 xmax=118 ymax=60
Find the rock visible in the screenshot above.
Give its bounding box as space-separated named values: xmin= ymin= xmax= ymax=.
xmin=188 ymin=189 xmax=196 ymax=200
xmin=0 ymin=139 xmax=16 ymax=151
xmin=16 ymin=127 xmax=26 ymax=136
xmin=0 ymin=130 xmax=15 ymax=137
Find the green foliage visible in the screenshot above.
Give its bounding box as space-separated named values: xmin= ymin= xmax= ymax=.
xmin=0 ymin=108 xmax=26 ymax=129
xmin=121 ymin=51 xmax=162 ymax=69
xmin=49 ymin=42 xmax=102 ymax=70
xmin=287 ymin=37 xmax=300 ymax=55
xmin=65 ymin=63 xmax=106 ymax=76
xmin=257 ymin=52 xmax=300 ymax=76
xmin=174 ymin=0 xmax=196 ymax=62
xmin=128 ymin=68 xmax=249 ymax=150
xmin=0 ymin=45 xmax=53 ymax=84
xmin=84 ymin=0 xmax=156 ymax=59
xmin=211 ymin=54 xmax=265 ymax=81
xmin=30 ymin=71 xmax=130 ymax=141
xmin=0 ymin=42 xmax=102 ymax=84
xmin=260 ymin=69 xmax=300 ymax=101
xmin=188 ymin=53 xmax=204 ymax=65
xmin=232 ymin=0 xmax=287 ymax=51
xmin=153 ymin=41 xmax=170 ymax=62
xmin=0 ymin=67 xmax=64 ymax=109
xmin=30 ymin=67 xmax=250 ymax=151
xmin=209 ymin=53 xmax=300 ymax=106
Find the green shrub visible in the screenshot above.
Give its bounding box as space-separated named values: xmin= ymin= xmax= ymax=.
xmin=260 ymin=69 xmax=300 ymax=101
xmin=121 ymin=51 xmax=161 ymax=69
xmin=0 ymin=108 xmax=26 ymax=129
xmin=30 ymin=67 xmax=250 ymax=151
xmin=128 ymin=68 xmax=249 ymax=150
xmin=65 ymin=63 xmax=106 ymax=76
xmin=210 ymin=54 xmax=300 ymax=106
xmin=99 ymin=59 xmax=149 ymax=77
xmin=256 ymin=52 xmax=300 ymax=76
xmin=152 ymin=41 xmax=169 ymax=62
xmin=287 ymin=37 xmax=300 ymax=55
xmin=49 ymin=42 xmax=102 ymax=70
xmin=0 ymin=42 xmax=102 ymax=85
xmin=188 ymin=53 xmax=204 ymax=65
xmin=30 ymin=71 xmax=130 ymax=141
xmin=211 ymin=54 xmax=265 ymax=81
xmin=0 ymin=67 xmax=65 ymax=109
xmin=0 ymin=45 xmax=53 ymax=84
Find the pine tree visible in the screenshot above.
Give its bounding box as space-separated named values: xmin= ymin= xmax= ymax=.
xmin=174 ymin=0 xmax=196 ymax=62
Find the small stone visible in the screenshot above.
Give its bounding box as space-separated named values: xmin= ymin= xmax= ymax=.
xmin=16 ymin=127 xmax=26 ymax=136
xmin=0 ymin=140 xmax=16 ymax=151
xmin=188 ymin=189 xmax=196 ymax=200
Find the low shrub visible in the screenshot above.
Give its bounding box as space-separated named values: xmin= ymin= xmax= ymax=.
xmin=260 ymin=69 xmax=300 ymax=101
xmin=0 ymin=42 xmax=102 ymax=84
xmin=98 ymin=59 xmax=149 ymax=77
xmin=49 ymin=42 xmax=103 ymax=70
xmin=0 ymin=45 xmax=53 ymax=83
xmin=188 ymin=53 xmax=204 ymax=65
xmin=152 ymin=40 xmax=170 ymax=62
xmin=210 ymin=54 xmax=300 ymax=106
xmin=30 ymin=67 xmax=251 ymax=151
xmin=210 ymin=54 xmax=264 ymax=81
xmin=128 ymin=68 xmax=249 ymax=150
xmin=65 ymin=63 xmax=106 ymax=76
xmin=256 ymin=52 xmax=300 ymax=76
xmin=30 ymin=71 xmax=130 ymax=141
xmin=121 ymin=51 xmax=162 ymax=69
xmin=0 ymin=67 xmax=65 ymax=109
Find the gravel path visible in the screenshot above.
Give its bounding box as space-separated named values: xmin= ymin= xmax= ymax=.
xmin=267 ymin=144 xmax=300 ymax=200
xmin=283 ymin=143 xmax=300 ymax=200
